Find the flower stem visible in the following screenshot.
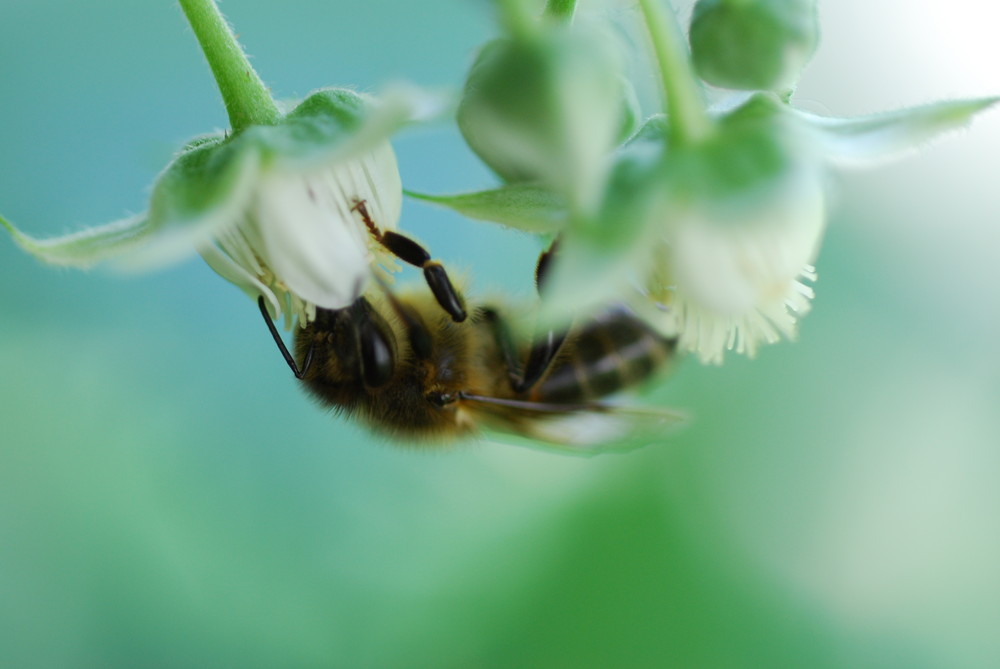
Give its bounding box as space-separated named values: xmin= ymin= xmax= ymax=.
xmin=637 ymin=0 xmax=712 ymax=145
xmin=544 ymin=0 xmax=578 ymax=23
xmin=178 ymin=0 xmax=280 ymax=132
xmin=497 ymin=0 xmax=536 ymax=39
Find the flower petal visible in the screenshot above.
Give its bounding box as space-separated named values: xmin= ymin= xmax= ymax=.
xmin=199 ymin=243 xmax=281 ymax=318
xmin=670 ymin=168 xmax=826 ymax=315
xmin=251 ymin=142 xmax=402 ymax=310
xmin=794 ymin=97 xmax=1000 ymax=167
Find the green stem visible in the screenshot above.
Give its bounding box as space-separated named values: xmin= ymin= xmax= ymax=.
xmin=178 ymin=0 xmax=280 ymax=132
xmin=496 ymin=0 xmax=536 ymax=39
xmin=637 ymin=0 xmax=712 ymax=145
xmin=544 ymin=0 xmax=578 ymax=23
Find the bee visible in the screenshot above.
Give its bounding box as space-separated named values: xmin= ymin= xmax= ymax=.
xmin=258 ymin=205 xmax=681 ymax=454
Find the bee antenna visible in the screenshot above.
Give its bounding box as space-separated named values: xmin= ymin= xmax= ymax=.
xmin=457 ymin=391 xmax=597 ymax=414
xmin=257 ymin=296 xmax=313 ymax=379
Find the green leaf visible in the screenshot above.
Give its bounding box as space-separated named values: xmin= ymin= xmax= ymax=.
xmin=794 ymin=96 xmax=1000 ymax=167
xmin=405 ymin=183 xmax=567 ymax=233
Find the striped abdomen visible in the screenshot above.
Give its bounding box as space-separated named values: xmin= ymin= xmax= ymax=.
xmin=528 ymin=307 xmax=676 ymax=405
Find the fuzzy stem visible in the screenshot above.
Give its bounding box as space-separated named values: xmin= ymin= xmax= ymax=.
xmin=178 ymin=0 xmax=280 ymax=132
xmin=544 ymin=0 xmax=578 ymax=23
xmin=637 ymin=0 xmax=712 ymax=145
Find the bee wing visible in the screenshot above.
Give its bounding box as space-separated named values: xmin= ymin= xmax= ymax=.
xmin=462 ymin=395 xmax=685 ymax=456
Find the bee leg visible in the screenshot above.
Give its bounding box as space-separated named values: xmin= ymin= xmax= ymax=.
xmin=516 ymin=242 xmax=569 ymax=393
xmin=258 ymin=296 xmax=314 ymax=380
xmin=534 ymin=239 xmax=560 ymax=293
xmin=479 ymin=307 xmax=523 ymax=390
xmin=352 ymin=199 xmax=467 ymax=323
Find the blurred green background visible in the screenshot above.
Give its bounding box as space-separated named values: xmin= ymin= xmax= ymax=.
xmin=2 ymin=1 xmax=999 ymax=667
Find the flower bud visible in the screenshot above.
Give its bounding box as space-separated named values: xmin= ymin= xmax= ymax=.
xmin=457 ymin=26 xmax=629 ymax=214
xmin=689 ymin=0 xmax=819 ymax=91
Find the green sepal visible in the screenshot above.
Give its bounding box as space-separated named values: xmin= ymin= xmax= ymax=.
xmin=1 ymin=211 xmax=152 ymax=268
xmin=793 ymin=96 xmax=1000 ymax=167
xmin=615 ymin=74 xmax=643 ymax=145
xmin=132 ymin=88 xmax=380 ymax=263
xmin=246 ymin=88 xmax=368 ymax=164
xmin=667 ymin=94 xmax=804 ymax=209
xmin=405 ymin=183 xmax=567 ymax=234
xmin=689 ymin=0 xmax=819 ymax=91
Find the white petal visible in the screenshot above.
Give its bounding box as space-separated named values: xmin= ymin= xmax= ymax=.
xmin=670 ymin=170 xmax=825 ymax=316
xmin=199 ymin=243 xmax=281 ymax=317
xmin=659 ymin=267 xmax=817 ymax=364
xmin=251 ymin=142 xmax=402 ymax=310
xmin=651 ymin=170 xmax=825 ymax=363
xmin=317 ymin=141 xmax=403 ymax=234
xmin=252 ymin=173 xmax=370 ymax=310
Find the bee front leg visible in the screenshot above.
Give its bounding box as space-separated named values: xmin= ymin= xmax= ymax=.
xmin=518 ymin=242 xmax=568 ymax=393
xmin=352 ymin=200 xmax=467 ymax=323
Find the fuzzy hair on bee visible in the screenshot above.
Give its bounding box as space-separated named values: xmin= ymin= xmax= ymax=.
xmin=256 ymin=204 xmax=681 ymax=454
xmin=294 ymin=288 xmax=488 ymax=442
xmin=263 ymin=284 xmax=682 ymax=454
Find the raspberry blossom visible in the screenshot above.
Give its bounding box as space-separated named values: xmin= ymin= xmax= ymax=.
xmin=414 ymin=0 xmax=996 ymax=363
xmin=0 ymin=0 xmax=430 ymax=327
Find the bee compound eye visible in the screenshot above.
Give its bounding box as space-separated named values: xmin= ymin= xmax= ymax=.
xmin=358 ymin=319 xmax=395 ymax=388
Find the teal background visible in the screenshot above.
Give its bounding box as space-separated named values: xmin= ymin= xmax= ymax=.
xmin=2 ymin=1 xmax=999 ymax=667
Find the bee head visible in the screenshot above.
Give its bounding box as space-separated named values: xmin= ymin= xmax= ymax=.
xmin=294 ymin=298 xmax=398 ymax=397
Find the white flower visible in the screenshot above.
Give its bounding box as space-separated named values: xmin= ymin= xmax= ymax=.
xmin=649 ymin=164 xmax=825 ymax=363
xmin=2 ymin=86 xmax=436 ymax=327
xmin=199 ymin=140 xmax=402 ymax=327
xmin=624 ymin=94 xmax=996 ymax=364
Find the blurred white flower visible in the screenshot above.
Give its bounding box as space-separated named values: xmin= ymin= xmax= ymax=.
xmin=638 ymin=94 xmax=997 ymax=363
xmin=648 ymin=154 xmax=824 ymax=363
